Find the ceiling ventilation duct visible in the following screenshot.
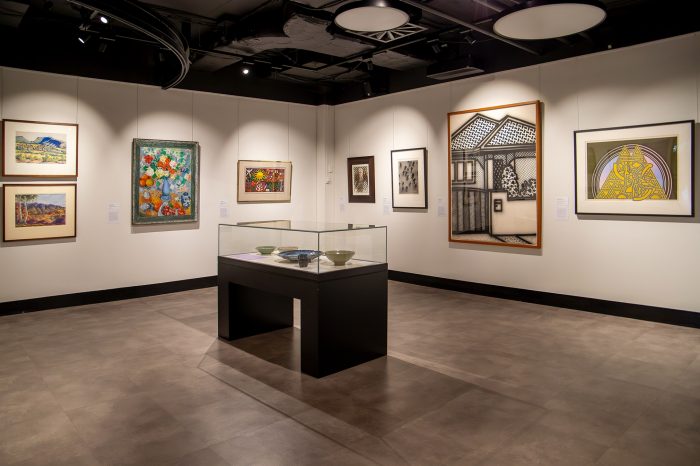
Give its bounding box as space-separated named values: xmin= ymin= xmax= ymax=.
xmin=426 ymin=56 xmax=483 ymax=80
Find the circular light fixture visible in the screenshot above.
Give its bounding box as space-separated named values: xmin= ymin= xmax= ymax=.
xmin=99 ymin=15 xmax=108 ymax=24
xmin=334 ymin=0 xmax=410 ymax=32
xmin=242 ymin=67 xmax=250 ymax=75
xmin=493 ymin=1 xmax=606 ymax=40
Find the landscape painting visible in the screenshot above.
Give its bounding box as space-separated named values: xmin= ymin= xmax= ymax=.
xmin=391 ymin=148 xmax=427 ymax=209
xmin=347 ymin=156 xmax=375 ymax=203
xmin=448 ymin=101 xmax=541 ymax=248
xmin=132 ymin=139 xmax=199 ymax=224
xmin=3 ymin=184 xmax=76 ymax=241
xmin=575 ymin=120 xmax=694 ymax=216
xmin=2 ymin=120 xmax=78 ymax=176
xmin=237 ymin=160 xmax=292 ymax=202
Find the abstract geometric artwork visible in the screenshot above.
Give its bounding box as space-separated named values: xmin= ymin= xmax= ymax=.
xmin=391 ymin=148 xmax=427 ymax=209
xmin=3 ymin=184 xmax=76 ymax=241
xmin=347 ymin=156 xmax=375 ymax=203
xmin=237 ymin=160 xmax=292 ymax=202
xmin=575 ymin=120 xmax=694 ymax=216
xmin=2 ymin=119 xmax=78 ymax=177
xmin=448 ymin=101 xmax=542 ymax=248
xmin=132 ymin=139 xmax=199 ymax=224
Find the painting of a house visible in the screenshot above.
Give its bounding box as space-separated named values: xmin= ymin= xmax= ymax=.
xmin=448 ymin=101 xmax=541 ymax=248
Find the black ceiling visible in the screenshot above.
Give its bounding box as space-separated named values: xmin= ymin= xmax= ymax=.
xmin=0 ymin=0 xmax=697 ymax=105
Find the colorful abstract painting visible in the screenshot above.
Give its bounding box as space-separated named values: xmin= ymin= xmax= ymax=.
xmin=575 ymin=121 xmax=694 ymax=216
xmin=132 ymin=139 xmax=199 ymax=224
xmin=3 ymin=120 xmax=78 ymax=177
xmin=448 ymin=101 xmax=541 ymax=247
xmin=3 ymin=184 xmax=76 ymax=241
xmin=244 ymin=167 xmax=286 ymax=193
xmin=237 ymin=160 xmax=292 ymax=202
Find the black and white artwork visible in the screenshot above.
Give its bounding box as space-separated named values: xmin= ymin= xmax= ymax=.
xmin=347 ymin=156 xmax=375 ymax=203
xmin=391 ymin=148 xmax=427 ymax=209
xmin=448 ymin=101 xmax=541 ymax=248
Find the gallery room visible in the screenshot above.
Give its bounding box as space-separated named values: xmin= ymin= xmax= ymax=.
xmin=0 ymin=0 xmax=698 ymax=465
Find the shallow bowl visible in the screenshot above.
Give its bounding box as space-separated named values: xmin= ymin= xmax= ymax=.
xmin=278 ymin=249 xmax=322 ymax=262
xmin=324 ymin=250 xmax=355 ymax=266
xmin=255 ymin=246 xmax=276 ymax=255
xmin=276 ymin=246 xmax=298 ymax=253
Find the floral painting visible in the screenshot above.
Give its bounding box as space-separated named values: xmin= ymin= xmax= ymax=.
xmin=132 ymin=139 xmax=199 ymax=224
xmin=244 ymin=167 xmax=286 ymax=193
xmin=237 ymin=160 xmax=292 ymax=202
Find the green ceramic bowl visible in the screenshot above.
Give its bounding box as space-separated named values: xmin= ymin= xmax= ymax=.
xmin=276 ymin=246 xmax=298 ymax=253
xmin=255 ymin=246 xmax=276 ymax=255
xmin=324 ymin=250 xmax=355 ymax=266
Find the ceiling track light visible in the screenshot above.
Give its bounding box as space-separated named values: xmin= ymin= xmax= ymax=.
xmin=333 ymin=0 xmax=418 ymax=33
xmin=493 ymin=0 xmax=607 ymax=40
xmin=362 ymin=81 xmax=373 ymax=97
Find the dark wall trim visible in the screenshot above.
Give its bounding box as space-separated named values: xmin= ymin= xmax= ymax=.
xmin=0 ymin=276 xmax=217 ymax=316
xmin=389 ymin=270 xmax=700 ymax=329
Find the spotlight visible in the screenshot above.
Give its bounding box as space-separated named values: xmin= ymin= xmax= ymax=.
xmin=366 ymin=60 xmax=374 ymax=71
xmin=78 ymin=34 xmax=89 ymax=45
xmin=363 ymin=81 xmax=372 ymax=97
xmin=431 ymin=43 xmax=441 ymax=54
xmin=462 ymin=31 xmax=476 ymax=45
xmin=99 ymin=15 xmax=108 ymax=24
xmin=242 ymin=66 xmax=250 ymax=75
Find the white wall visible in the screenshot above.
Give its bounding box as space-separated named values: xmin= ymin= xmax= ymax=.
xmin=331 ymin=33 xmax=700 ymax=312
xmin=0 ymin=68 xmax=317 ymax=302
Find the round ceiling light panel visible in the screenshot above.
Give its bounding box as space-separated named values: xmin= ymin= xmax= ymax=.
xmin=334 ymin=1 xmax=410 ymax=32
xmin=493 ymin=1 xmax=607 ymax=40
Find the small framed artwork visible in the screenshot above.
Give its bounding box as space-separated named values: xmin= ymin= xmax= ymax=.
xmin=347 ymin=156 xmax=375 ymax=203
xmin=391 ymin=148 xmax=427 ymax=209
xmin=132 ymin=138 xmax=199 ymax=224
xmin=3 ymin=184 xmax=76 ymax=241
xmin=237 ymin=160 xmax=292 ymax=203
xmin=574 ymin=120 xmax=694 ymax=216
xmin=2 ymin=119 xmax=78 ymax=177
xmin=448 ymin=100 xmax=542 ymax=248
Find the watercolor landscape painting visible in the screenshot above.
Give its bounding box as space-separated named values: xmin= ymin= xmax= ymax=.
xmin=14 ymin=193 xmax=66 ymax=227
xmin=15 ymin=131 xmax=67 ymax=164
xmin=132 ymin=139 xmax=199 ymax=224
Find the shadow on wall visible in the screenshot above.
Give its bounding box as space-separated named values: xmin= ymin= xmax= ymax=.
xmin=131 ymin=221 xmax=200 ymax=234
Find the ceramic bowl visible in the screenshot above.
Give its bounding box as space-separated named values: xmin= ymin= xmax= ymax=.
xmin=324 ymin=250 xmax=355 ymax=266
xmin=278 ymin=250 xmax=322 ymax=262
xmin=276 ymin=246 xmax=298 ymax=253
xmin=255 ymin=246 xmax=276 ymax=255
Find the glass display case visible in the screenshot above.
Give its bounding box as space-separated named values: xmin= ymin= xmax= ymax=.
xmin=218 ymin=220 xmax=387 ymax=275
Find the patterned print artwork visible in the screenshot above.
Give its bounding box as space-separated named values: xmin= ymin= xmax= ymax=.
xmin=398 ymin=160 xmax=419 ymax=194
xmin=586 ymin=138 xmax=676 ymax=201
xmin=245 ymin=168 xmax=286 ymax=193
xmin=137 ymin=146 xmax=193 ymax=218
xmin=352 ymin=164 xmax=370 ymax=195
xmin=14 ymin=193 xmax=66 ymax=227
xmin=15 ymin=131 xmax=67 ymax=164
xmin=449 ymin=101 xmax=541 ymax=248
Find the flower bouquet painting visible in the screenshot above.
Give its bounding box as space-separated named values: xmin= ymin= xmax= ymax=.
xmin=131 ymin=139 xmax=199 ymax=224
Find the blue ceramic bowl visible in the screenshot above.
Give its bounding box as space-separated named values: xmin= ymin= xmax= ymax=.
xmin=277 ymin=250 xmax=322 ymax=262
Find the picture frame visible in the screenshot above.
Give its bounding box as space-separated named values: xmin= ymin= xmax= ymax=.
xmin=132 ymin=138 xmax=199 ymax=224
xmin=391 ymin=147 xmax=427 ymax=209
xmin=448 ymin=100 xmax=542 ymax=248
xmin=2 ymin=119 xmax=78 ymax=177
xmin=237 ymin=160 xmax=292 ymax=203
xmin=574 ymin=120 xmax=695 ymax=216
xmin=347 ymin=156 xmax=375 ymax=203
xmin=3 ymin=183 xmax=76 ymax=242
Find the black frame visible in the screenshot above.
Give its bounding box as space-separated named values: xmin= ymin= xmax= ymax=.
xmin=391 ymin=147 xmax=428 ymax=209
xmin=574 ymin=120 xmax=695 ymax=217
xmin=347 ymin=156 xmax=375 ymax=203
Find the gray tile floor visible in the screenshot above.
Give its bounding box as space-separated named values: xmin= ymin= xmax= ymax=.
xmin=1 ymin=281 xmax=699 ymax=465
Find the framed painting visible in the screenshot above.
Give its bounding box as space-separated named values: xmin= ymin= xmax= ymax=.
xmin=448 ymin=100 xmax=542 ymax=248
xmin=2 ymin=119 xmax=78 ymax=177
xmin=237 ymin=160 xmax=292 ymax=202
xmin=391 ymin=148 xmax=427 ymax=209
xmin=3 ymin=184 xmax=76 ymax=241
xmin=574 ymin=120 xmax=694 ymax=216
xmin=132 ymin=138 xmax=199 ymax=224
xmin=347 ymin=156 xmax=375 ymax=203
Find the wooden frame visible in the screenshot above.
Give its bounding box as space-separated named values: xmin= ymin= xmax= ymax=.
xmin=574 ymin=120 xmax=694 ymax=216
xmin=3 ymin=183 xmax=76 ymax=242
xmin=132 ymin=138 xmax=199 ymax=224
xmin=448 ymin=100 xmax=542 ymax=248
xmin=391 ymin=147 xmax=428 ymax=209
xmin=237 ymin=160 xmax=292 ymax=203
xmin=347 ymin=156 xmax=375 ymax=203
xmin=2 ymin=119 xmax=78 ymax=177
